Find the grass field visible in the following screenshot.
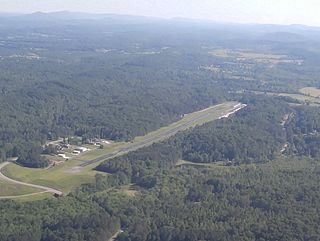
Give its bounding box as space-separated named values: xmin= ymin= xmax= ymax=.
xmin=13 ymin=192 xmax=53 ymax=202
xmin=1 ymin=101 xmax=240 ymax=200
xmin=254 ymin=89 xmax=320 ymax=106
xmin=2 ymin=160 xmax=102 ymax=193
xmin=133 ymin=101 xmax=239 ymax=143
xmin=299 ymin=87 xmax=320 ymax=98
xmin=279 ymin=93 xmax=320 ymax=106
xmin=0 ymin=179 xmax=42 ymax=197
xmin=209 ymin=49 xmax=302 ymax=65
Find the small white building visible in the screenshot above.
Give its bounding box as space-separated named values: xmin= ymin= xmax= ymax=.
xmin=57 ymin=154 xmax=68 ymax=159
xmin=72 ymin=150 xmax=81 ymax=155
xmin=74 ymin=147 xmax=88 ymax=153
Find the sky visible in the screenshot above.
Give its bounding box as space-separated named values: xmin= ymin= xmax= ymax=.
xmin=1 ymin=0 xmax=320 ymax=26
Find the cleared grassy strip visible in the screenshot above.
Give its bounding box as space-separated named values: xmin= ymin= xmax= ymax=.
xmin=2 ymin=101 xmax=240 ymax=196
xmin=0 ymin=179 xmax=42 ymax=197
xmin=13 ymin=192 xmax=54 ymax=202
xmin=134 ymin=103 xmax=235 ymax=142
xmin=176 ymin=160 xmax=231 ymax=169
xmin=176 ymin=156 xmax=318 ymax=175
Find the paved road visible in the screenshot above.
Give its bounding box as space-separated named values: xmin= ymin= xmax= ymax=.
xmin=0 ymin=162 xmax=62 ymax=198
xmin=78 ymin=103 xmax=246 ymax=168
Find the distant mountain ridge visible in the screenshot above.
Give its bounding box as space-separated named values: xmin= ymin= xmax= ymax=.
xmin=0 ymin=11 xmax=320 ymax=41
xmin=0 ymin=11 xmax=319 ymax=29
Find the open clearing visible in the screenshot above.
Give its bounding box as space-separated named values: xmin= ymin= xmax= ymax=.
xmin=2 ymin=160 xmax=100 ymax=193
xmin=209 ymin=49 xmax=303 ymax=65
xmin=278 ymin=93 xmax=320 ymax=105
xmin=254 ymin=88 xmax=320 ymax=106
xmin=176 ymin=160 xmax=229 ymax=169
xmin=1 ymin=101 xmax=244 ymax=200
xmin=299 ymin=87 xmax=320 ymax=98
xmin=0 ymin=179 xmax=42 ymax=198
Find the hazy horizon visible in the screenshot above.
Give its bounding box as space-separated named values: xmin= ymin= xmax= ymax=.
xmin=1 ymin=0 xmax=320 ymax=27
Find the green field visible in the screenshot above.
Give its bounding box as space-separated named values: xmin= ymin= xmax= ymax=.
xmin=283 ymin=87 xmax=320 ymax=106
xmin=11 ymin=192 xmax=54 ymax=202
xmin=2 ymin=160 xmax=102 ymax=193
xmin=280 ymin=93 xmax=320 ymax=106
xmin=1 ymin=101 xmax=240 ymax=200
xmin=209 ymin=49 xmax=302 ymax=64
xmin=0 ymin=179 xmax=42 ymax=197
xmin=299 ymin=87 xmax=320 ymax=98
xmin=254 ymin=88 xmax=320 ymax=106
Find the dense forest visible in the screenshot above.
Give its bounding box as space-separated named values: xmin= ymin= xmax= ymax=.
xmin=179 ymin=96 xmax=289 ymax=164
xmin=92 ymin=96 xmax=320 ymax=241
xmin=285 ymin=106 xmax=320 ymax=158
xmin=94 ymin=158 xmax=320 ymax=241
xmin=88 ymin=96 xmax=320 ymax=241
xmin=1 ymin=12 xmax=320 ymax=241
xmin=0 ymin=197 xmax=120 ymax=241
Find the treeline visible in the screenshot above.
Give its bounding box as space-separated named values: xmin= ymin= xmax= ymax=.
xmin=16 ymin=146 xmax=49 ymax=168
